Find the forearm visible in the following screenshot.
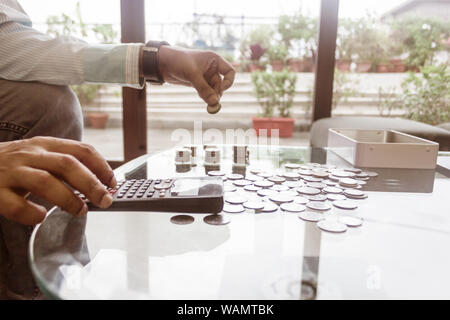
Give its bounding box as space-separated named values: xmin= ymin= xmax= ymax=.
xmin=0 ymin=21 xmax=144 ymax=87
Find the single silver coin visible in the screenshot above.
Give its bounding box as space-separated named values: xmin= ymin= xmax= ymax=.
xmin=170 ymin=215 xmax=195 ymax=225
xmin=233 ymin=179 xmax=252 ymax=187
xmin=321 ymin=164 xmax=337 ymax=170
xmin=296 ymin=186 xmax=321 ymax=196
xmin=254 ymin=180 xmax=275 ymax=188
xmin=283 ymin=181 xmax=300 ymax=188
xmin=344 ymin=168 xmax=362 ymax=174
xmin=280 ymin=202 xmax=306 ymax=213
xmin=257 ymin=188 xmax=278 ymax=197
xmin=249 ymin=168 xmax=263 ymax=174
xmin=339 ymin=178 xmax=358 ymax=187
xmin=323 ymin=180 xmax=337 ymax=186
xmin=244 ymin=184 xmax=261 ymax=192
xmin=269 ymin=194 xmax=294 ymax=205
xmin=317 ymin=219 xmax=347 ymax=233
xmin=279 ymin=190 xmax=298 ymax=198
xmin=204 ymin=214 xmax=230 ymax=225
xmin=223 ymin=204 xmax=245 ymax=214
xmin=356 ymin=176 xmax=370 ymax=181
xmin=294 ymin=196 xmax=310 ymax=205
xmin=262 ymin=201 xmax=279 ymax=213
xmin=333 ymin=200 xmax=358 ymax=210
xmin=339 ymin=215 xmax=363 ymax=227
xmin=272 ymin=184 xmax=290 ymax=192
xmin=207 ymin=170 xmax=225 ymax=177
xmin=283 ymin=172 xmax=301 ymax=180
xmin=328 ymin=175 xmax=340 ymax=182
xmin=227 ymin=173 xmax=244 ymax=180
xmin=343 ymin=189 xmax=366 ymax=198
xmin=327 ymin=193 xmax=347 ymax=201
xmin=298 ymin=211 xmax=324 ymax=222
xmin=306 ymin=182 xmax=327 ymax=189
xmin=257 ymin=172 xmax=273 ymax=179
xmin=322 ymin=186 xmax=343 ymax=194
xmin=356 ymin=180 xmax=367 ymax=186
xmin=355 ymin=172 xmax=369 ymax=179
xmin=224 ymin=185 xmax=237 ymax=192
xmin=285 ymin=163 xmax=301 ymax=170
xmin=312 ymin=171 xmax=329 ymax=179
xmin=244 ymin=201 xmax=265 ymax=212
xmin=366 ymin=171 xmax=378 ymax=177
xmin=245 ymin=174 xmax=261 ymax=182
xmin=207 ymin=103 xmax=221 ymax=114
xmin=225 ymin=195 xmax=247 ymax=204
xmin=268 ymin=175 xmax=286 ymax=184
xmin=306 ymin=201 xmax=332 ymax=211
xmin=330 ymin=170 xmax=355 ymax=178
xmin=305 ymin=162 xmax=321 ymax=168
xmin=302 ymin=176 xmax=323 ymax=183
xmin=298 ymin=169 xmax=313 ymax=176
xmin=306 ymin=194 xmax=328 ymax=202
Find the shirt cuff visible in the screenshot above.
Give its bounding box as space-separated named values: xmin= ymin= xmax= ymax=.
xmin=83 ymin=43 xmax=144 ymax=88
xmin=125 ymin=43 xmax=145 ymax=89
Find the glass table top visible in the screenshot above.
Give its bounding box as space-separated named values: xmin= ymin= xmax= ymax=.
xmin=29 ymin=146 xmax=450 ymax=299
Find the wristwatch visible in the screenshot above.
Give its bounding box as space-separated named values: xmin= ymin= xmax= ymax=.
xmin=142 ymin=40 xmax=170 ymax=85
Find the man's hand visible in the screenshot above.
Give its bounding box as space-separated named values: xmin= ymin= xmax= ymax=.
xmin=157 ymin=46 xmax=236 ymax=106
xmin=0 ymin=137 xmax=116 ymax=225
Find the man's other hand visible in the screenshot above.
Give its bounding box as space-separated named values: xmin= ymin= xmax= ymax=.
xmin=0 ymin=137 xmax=116 ymax=225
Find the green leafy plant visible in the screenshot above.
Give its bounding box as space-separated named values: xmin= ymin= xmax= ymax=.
xmin=390 ymin=18 xmax=450 ymax=68
xmin=266 ymin=43 xmax=289 ymax=62
xmin=251 ymin=70 xmax=297 ymax=118
xmin=399 ymin=65 xmax=449 ymax=125
xmin=332 ymin=69 xmax=357 ymax=109
xmin=376 ymin=86 xmax=401 ymax=117
xmin=277 ymin=13 xmax=317 ymax=59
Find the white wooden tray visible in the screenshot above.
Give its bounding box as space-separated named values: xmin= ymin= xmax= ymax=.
xmin=327 ymin=129 xmax=439 ymax=169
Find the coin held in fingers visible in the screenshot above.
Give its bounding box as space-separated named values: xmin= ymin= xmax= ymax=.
xmin=207 ymin=103 xmax=221 ymax=114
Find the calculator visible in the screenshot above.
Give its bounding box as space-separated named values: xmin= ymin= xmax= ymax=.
xmin=80 ymin=176 xmax=224 ymax=213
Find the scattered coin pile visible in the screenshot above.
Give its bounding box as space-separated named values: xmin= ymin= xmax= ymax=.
xmin=172 ymin=162 xmax=378 ymax=233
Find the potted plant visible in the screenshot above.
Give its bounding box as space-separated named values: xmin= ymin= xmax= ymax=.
xmin=249 ymin=44 xmax=266 ymax=72
xmin=251 ymin=70 xmax=297 ymax=137
xmin=389 ymin=17 xmax=450 ymax=72
xmin=240 ymin=26 xmax=273 ymax=72
xmin=277 ymin=14 xmax=318 ymax=73
xmin=267 ymin=43 xmax=288 ymax=72
xmin=71 ymin=84 xmax=108 ymax=128
xmin=335 ymin=18 xmax=354 ymax=72
xmin=389 ymin=58 xmax=407 ymax=73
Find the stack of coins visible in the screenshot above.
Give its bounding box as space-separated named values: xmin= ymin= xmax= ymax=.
xmin=204 ymin=148 xmax=221 ymax=167
xmin=184 ymin=145 xmax=197 ymax=167
xmin=233 ymin=145 xmax=249 ymax=166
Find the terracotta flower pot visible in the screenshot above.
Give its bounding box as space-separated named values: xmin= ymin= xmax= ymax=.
xmin=303 ymin=57 xmax=314 ymax=72
xmin=355 ymin=61 xmax=372 ymax=73
xmin=249 ymin=63 xmax=263 ymax=72
xmin=287 ymin=58 xmax=304 ymax=72
xmin=376 ymin=63 xmax=390 ymax=73
xmin=88 ymin=112 xmax=109 ymax=129
xmin=389 ymin=59 xmax=406 ymax=73
xmin=336 ymin=59 xmax=351 ymax=72
xmin=252 ymin=117 xmax=295 ymax=138
xmin=270 ymin=60 xmax=285 ymax=72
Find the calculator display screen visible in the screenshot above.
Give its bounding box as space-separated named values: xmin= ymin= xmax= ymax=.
xmin=170 ymin=177 xmax=223 ymax=197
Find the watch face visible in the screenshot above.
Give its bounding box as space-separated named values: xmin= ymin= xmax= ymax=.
xmin=143 ymin=47 xmax=158 ymax=53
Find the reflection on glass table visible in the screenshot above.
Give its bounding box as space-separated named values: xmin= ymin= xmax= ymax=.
xmin=29 ymin=146 xmax=450 ymax=299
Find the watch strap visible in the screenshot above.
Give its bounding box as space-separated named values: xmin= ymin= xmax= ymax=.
xmin=142 ymin=41 xmax=170 ymax=84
